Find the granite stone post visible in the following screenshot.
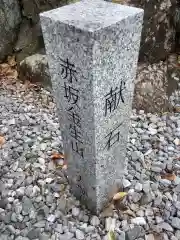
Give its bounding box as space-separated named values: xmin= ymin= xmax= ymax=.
xmin=40 ymin=0 xmax=143 ymax=213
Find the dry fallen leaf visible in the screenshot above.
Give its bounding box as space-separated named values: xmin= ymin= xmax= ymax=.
xmin=0 ymin=61 xmax=18 ymax=80
xmin=56 ymin=165 xmax=63 ymax=169
xmin=161 ymin=112 xmax=169 ymax=115
xmin=123 ymin=208 xmax=136 ymax=217
xmin=6 ymin=69 xmax=18 ymax=78
xmin=178 ymin=55 xmax=180 ymax=65
xmin=51 ymin=152 xmax=65 ymax=160
xmin=161 ymin=173 xmax=176 ymax=181
xmin=174 ymin=106 xmax=180 ymax=113
xmin=100 ymin=203 xmax=114 ymax=218
xmin=7 ymin=56 xmax=16 ymax=67
xmin=152 ymin=233 xmax=162 ymax=240
xmin=0 ymin=63 xmax=10 ymax=74
xmin=112 ymin=0 xmax=126 ymax=3
xmin=114 ymin=201 xmax=128 ymax=211
xmin=113 ymin=192 xmax=127 ymax=201
xmin=62 ymin=164 xmax=67 ymax=170
xmin=56 ymin=163 xmax=67 ymax=170
xmin=0 ymin=136 xmax=5 ymax=146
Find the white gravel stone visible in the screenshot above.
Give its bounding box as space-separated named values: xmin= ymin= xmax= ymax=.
xmin=40 ymin=143 xmax=47 ymax=151
xmin=174 ymin=177 xmax=180 ymax=185
xmin=145 ymin=234 xmax=155 ymax=240
xmin=128 ymin=189 xmax=135 ymax=195
xmin=172 ymin=218 xmax=180 ymax=229
xmin=105 ymin=217 xmax=116 ymax=231
xmin=47 ymin=214 xmax=56 ymax=223
xmin=75 ymin=229 xmax=85 ymax=240
xmin=6 ymin=179 xmax=13 ymax=188
xmin=7 ymin=197 xmax=14 ymax=203
xmin=174 ymin=138 xmax=180 ymax=145
xmin=136 ymin=210 xmax=144 ymax=217
xmin=72 ymin=207 xmax=80 ymax=217
xmin=174 ymin=201 xmax=180 ymax=210
xmin=131 ymin=217 xmax=146 ymax=225
xmin=38 ymin=157 xmax=45 ymax=165
xmin=123 ymin=179 xmax=131 ymax=188
xmin=45 ymin=178 xmax=53 ymax=183
xmin=0 ymin=208 xmax=5 ymax=213
xmin=135 ymin=183 xmax=143 ymax=192
xmin=12 ymin=161 xmax=19 ymax=171
xmin=142 ymin=182 xmax=150 ymax=193
xmin=155 ymin=216 xmax=163 ymax=224
xmin=171 ymin=236 xmax=178 ymax=240
xmin=159 ymin=179 xmax=171 ymax=186
xmin=148 ymin=127 xmax=157 ymax=135
xmin=160 ymin=222 xmax=174 ymax=232
xmin=90 ymin=216 xmax=100 ymax=226
xmin=8 ymin=118 xmax=16 ymax=125
xmin=34 ymin=220 xmax=46 ymax=228
xmin=55 ymin=224 xmax=63 ymax=233
xmin=15 ymin=237 xmax=29 ymax=240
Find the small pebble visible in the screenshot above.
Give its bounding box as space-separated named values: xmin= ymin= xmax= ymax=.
xmin=131 ymin=217 xmax=146 ymax=225
xmin=90 ymin=216 xmax=100 ymax=226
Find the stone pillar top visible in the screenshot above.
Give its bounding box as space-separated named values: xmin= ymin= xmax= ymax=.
xmin=40 ymin=0 xmax=143 ymax=33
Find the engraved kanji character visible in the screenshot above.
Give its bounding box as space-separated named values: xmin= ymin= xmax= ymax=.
xmin=71 ymin=140 xmax=84 ymax=158
xmin=105 ymin=122 xmax=123 ymax=150
xmin=104 ymin=80 xmax=126 ymax=116
xmin=60 ymin=58 xmax=78 ymax=83
xmin=64 ymin=83 xmax=79 ymax=106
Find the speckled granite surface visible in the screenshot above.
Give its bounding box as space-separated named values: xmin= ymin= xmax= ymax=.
xmin=40 ymin=0 xmax=143 ymax=212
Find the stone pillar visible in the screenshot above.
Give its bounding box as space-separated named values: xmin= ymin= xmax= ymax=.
xmin=40 ymin=0 xmax=143 ymax=213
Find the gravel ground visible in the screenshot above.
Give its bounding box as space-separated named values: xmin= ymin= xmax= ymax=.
xmin=0 ymin=80 xmax=180 ymax=240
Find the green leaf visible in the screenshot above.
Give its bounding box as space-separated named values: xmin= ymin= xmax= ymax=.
xmin=108 ymin=230 xmax=116 ymax=240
